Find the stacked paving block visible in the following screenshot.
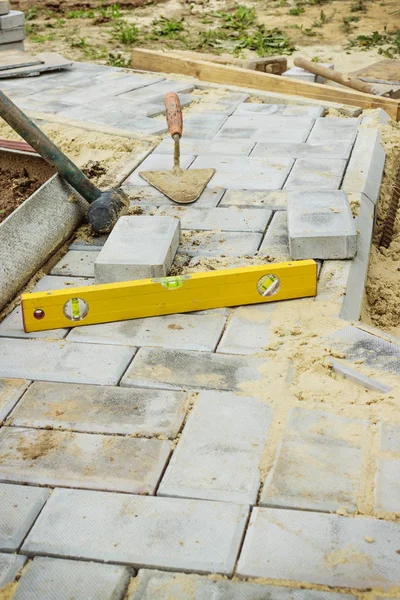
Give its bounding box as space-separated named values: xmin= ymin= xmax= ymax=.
xmin=0 ymin=1 xmax=25 ymax=52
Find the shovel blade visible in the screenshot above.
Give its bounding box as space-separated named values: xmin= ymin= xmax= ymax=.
xmin=140 ymin=168 xmax=215 ymax=204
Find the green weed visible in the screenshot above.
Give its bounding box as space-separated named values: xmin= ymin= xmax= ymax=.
xmin=289 ymin=6 xmax=305 ymax=16
xmin=350 ymin=0 xmax=367 ymax=12
xmin=151 ymin=16 xmax=185 ymax=38
xmin=30 ymin=33 xmax=56 ymax=43
xmin=112 ymin=20 xmax=139 ymax=44
xmin=66 ymin=9 xmax=96 ymax=18
xmin=25 ymin=7 xmax=39 ymax=20
xmin=107 ymin=52 xmax=131 ymax=67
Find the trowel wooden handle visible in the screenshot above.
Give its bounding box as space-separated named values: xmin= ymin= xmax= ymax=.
xmin=294 ymin=57 xmax=377 ymax=95
xmin=165 ymin=92 xmax=183 ymax=138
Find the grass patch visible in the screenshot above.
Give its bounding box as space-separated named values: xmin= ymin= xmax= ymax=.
xmin=348 ymin=28 xmax=400 ymax=56
xmin=151 ymin=16 xmax=185 ymax=38
xmin=112 ymin=20 xmax=140 ymax=44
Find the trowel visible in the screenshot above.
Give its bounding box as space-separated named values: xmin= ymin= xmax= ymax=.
xmin=140 ymin=92 xmax=215 ymax=204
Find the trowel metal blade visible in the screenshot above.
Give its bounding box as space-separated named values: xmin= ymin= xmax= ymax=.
xmin=139 ymin=168 xmax=215 ymax=204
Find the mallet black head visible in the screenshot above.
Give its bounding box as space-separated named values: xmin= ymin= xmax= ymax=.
xmin=87 ymin=188 xmax=129 ymax=234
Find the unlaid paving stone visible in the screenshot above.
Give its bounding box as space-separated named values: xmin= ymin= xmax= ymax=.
xmin=0 ymin=10 xmax=25 ymax=29
xmin=179 ymin=230 xmax=262 ymax=257
xmin=330 ymin=359 xmax=392 ymax=393
xmin=67 ymin=312 xmax=226 ymax=352
xmin=380 ymin=422 xmax=400 ymax=452
xmin=128 ymin=569 xmax=357 ymax=600
xmin=9 ymin=381 xmax=186 ymax=438
xmin=190 ymin=155 xmax=294 ymax=190
xmin=251 ymin=140 xmax=353 ymax=159
xmin=51 ymin=250 xmax=99 ymax=277
xmin=13 ymin=557 xmax=131 ymax=600
xmin=0 ymin=553 xmax=26 ymax=588
xmin=123 ymin=185 xmax=223 ymax=208
xmin=287 ymin=190 xmax=357 ymax=259
xmin=0 ymin=379 xmax=28 ymax=422
xmin=95 ymin=216 xmax=180 ymax=283
xmin=0 ymin=26 xmax=25 ymax=43
xmin=261 ymin=408 xmax=367 ymax=513
xmin=282 ymin=66 xmax=316 ymax=82
xmin=308 ymin=117 xmax=360 ymax=143
xmin=124 ymin=154 xmax=195 ymax=187
xmin=156 ymin=206 xmax=272 ymax=233
xmin=0 ymin=483 xmax=49 ymax=551
xmin=341 ymin=128 xmax=385 ymax=205
xmin=179 ymin=114 xmax=228 ymax=139
xmin=233 ymin=102 xmax=324 ymax=118
xmin=0 ymin=338 xmax=135 ymax=385
xmin=0 ymin=1 xmax=9 ymax=15
xmin=22 ymin=488 xmax=249 ymax=575
xmin=317 ymin=260 xmax=351 ymax=305
xmin=0 ymin=427 xmax=170 ymax=494
xmin=375 ymin=456 xmax=400 ymax=513
xmin=236 ymin=506 xmax=400 ymax=587
xmin=284 ymin=158 xmax=347 ymax=191
xmin=259 ymin=211 xmax=290 ymax=259
xmin=217 ymin=304 xmax=275 ymax=355
xmin=158 ymin=391 xmax=272 ymax=504
xmin=121 ymin=347 xmax=270 ymax=392
xmin=219 ymin=189 xmax=287 ymax=209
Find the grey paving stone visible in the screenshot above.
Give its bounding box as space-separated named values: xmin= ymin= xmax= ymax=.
xmin=251 ymin=140 xmax=353 ymax=160
xmin=261 ymin=408 xmax=367 ymax=513
xmin=58 ymin=105 xmax=168 ymax=134
xmin=237 ymin=506 xmax=400 ymax=587
xmin=0 ymin=427 xmax=170 ymax=494
xmin=0 ymin=483 xmax=49 ymax=551
xmin=317 ymin=260 xmax=351 ymax=305
xmin=118 ymin=80 xmax=194 ymax=103
xmin=156 ymin=206 xmax=272 ymax=233
xmin=124 ymin=154 xmax=195 ymax=187
xmin=233 ymin=103 xmax=324 ymax=118
xmin=121 ymin=347 xmax=271 ymax=392
xmin=308 ymin=117 xmax=360 ymax=143
xmin=67 ymin=312 xmax=226 ymax=352
xmin=375 ymin=456 xmax=400 ymax=513
xmin=128 ymin=569 xmax=356 ymax=599
xmin=123 ymin=185 xmax=223 ymax=208
xmin=158 ymin=391 xmax=272 ymax=504
xmin=216 ymin=115 xmax=314 ymax=143
xmin=0 ymin=338 xmax=135 ymax=385
xmin=23 ymin=488 xmax=249 ymax=575
xmin=329 ymin=359 xmax=392 ymax=393
xmin=380 ymin=422 xmax=400 ymax=452
xmin=94 ymin=216 xmax=180 ymax=283
xmin=0 ymin=553 xmax=26 ymax=588
xmin=0 ymin=379 xmax=28 ymax=422
xmin=219 ymin=189 xmax=287 ymax=210
xmin=153 ymin=138 xmax=254 ymax=156
xmin=282 ymin=66 xmax=316 ymax=82
xmin=287 ymin=191 xmax=357 ymax=259
xmin=70 ymin=236 xmax=107 ymax=251
xmin=0 ymin=10 xmax=24 ymax=29
xmin=9 ymin=381 xmax=186 ymax=438
xmin=179 ymin=114 xmax=228 ymax=139
xmin=178 ymin=230 xmax=262 ymax=257
xmin=0 ymin=1 xmax=9 ymax=16
xmin=0 ymin=26 xmax=25 ymax=43
xmin=190 ymin=155 xmax=294 ymax=190
xmin=60 ymin=74 xmax=163 ymax=104
xmin=217 ymin=304 xmax=275 ymax=355
xmin=51 ymin=251 xmax=99 ymax=277
xmin=13 ymin=557 xmax=131 ymax=600
xmin=284 ymin=158 xmax=347 ymax=191
xmin=328 ymin=326 xmax=400 ymax=376
xmin=361 ymin=108 xmax=390 ymax=126
xmin=259 ymin=211 xmax=290 ymax=259
xmin=342 ymin=128 xmax=385 ymax=205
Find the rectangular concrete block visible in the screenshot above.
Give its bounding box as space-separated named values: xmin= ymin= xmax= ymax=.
xmin=0 ymin=40 xmax=23 ymax=52
xmin=118 ymin=80 xmax=194 ymax=103
xmin=261 ymin=408 xmax=367 ymax=513
xmin=217 ymin=304 xmax=275 ymax=355
xmin=282 ymin=66 xmax=316 ymax=82
xmin=13 ymin=557 xmax=131 ymax=600
xmin=259 ymin=211 xmax=290 ymax=259
xmin=51 ymin=250 xmax=98 ymax=277
xmin=0 ymin=10 xmax=24 ymax=29
xmin=95 ymin=216 xmax=180 ymax=283
xmin=219 ymin=189 xmax=287 ymax=210
xmin=9 ymin=381 xmax=187 ymax=438
xmin=0 ymin=1 xmax=9 ymax=15
xmin=0 ymin=427 xmax=170 ymax=494
xmin=0 ymin=26 xmax=25 ymax=43
xmin=0 ymin=483 xmax=49 ymax=551
xmin=216 ymin=115 xmax=314 ymax=143
xmin=342 ymin=128 xmax=385 ymax=205
xmin=156 ymin=206 xmax=272 ymax=233
xmin=179 ymin=230 xmax=262 ymax=257
xmin=284 ymin=158 xmax=347 ymax=191
xmin=154 ymin=138 xmax=254 ymax=156
xmin=375 ymin=456 xmax=400 ymax=513
xmin=233 ymin=103 xmax=324 ymax=118
xmin=158 ymin=391 xmax=273 ymax=504
xmin=121 ymin=347 xmax=271 ymax=392
xmin=123 ymin=185 xmax=223 ymax=208
xmin=178 ymin=113 xmax=228 ymax=139
xmin=0 ymin=338 xmax=136 ymax=385
xmin=125 ymin=154 xmax=195 ymax=187
xmin=60 ymin=74 xmax=164 ymax=105
xmin=288 ymin=191 xmax=357 ymax=259
xmin=0 ymin=554 xmax=25 ymax=589
xmin=380 ymin=422 xmax=400 ymax=452
xmin=23 ymin=488 xmax=249 ymax=575
xmin=308 ymin=117 xmax=360 ymax=143
xmin=330 ymin=359 xmax=392 ymax=393
xmin=251 ymin=141 xmax=353 ymax=160
xmin=0 ymin=378 xmax=28 ymax=421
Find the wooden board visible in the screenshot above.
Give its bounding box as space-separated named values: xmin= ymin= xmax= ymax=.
xmin=0 ymin=50 xmax=42 ymax=72
xmin=131 ymin=49 xmax=400 ymax=121
xmin=351 ymin=60 xmax=400 ymax=85
xmin=0 ymin=52 xmax=72 ymax=79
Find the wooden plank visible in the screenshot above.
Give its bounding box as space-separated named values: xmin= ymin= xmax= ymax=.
xmin=351 ymin=59 xmax=400 ymax=86
xmin=167 ymin=50 xmax=287 ymax=74
xmin=131 ymin=49 xmax=400 ymax=121
xmin=0 ymin=50 xmax=42 ymax=72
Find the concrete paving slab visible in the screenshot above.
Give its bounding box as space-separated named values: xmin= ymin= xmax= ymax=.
xmin=120 ymin=347 xmax=270 ymax=392
xmin=179 ymin=114 xmax=228 ymax=139
xmin=0 ymin=10 xmax=24 ymax=29
xmin=0 ymin=553 xmax=26 ymax=588
xmin=94 ymin=216 xmax=180 ymax=283
xmin=22 ymin=488 xmax=249 ymax=575
xmin=342 ymin=128 xmax=385 ymax=205
xmin=282 ymin=67 xmax=316 ymax=82
xmin=158 ymin=391 xmax=272 ymax=504
xmin=223 ymin=114 xmax=315 ymax=131
xmin=0 ymin=483 xmax=49 ymax=551
xmin=178 ymin=230 xmax=262 ymax=257
xmin=219 ymin=189 xmax=287 ymax=210
xmin=9 ymin=381 xmax=187 ymax=438
xmin=214 ymin=125 xmax=310 ymax=143
xmin=259 ymin=210 xmax=290 ymax=259
xmin=251 ymin=141 xmax=353 ymax=159
xmin=67 ymin=312 xmax=226 ymax=352
xmin=237 ymin=506 xmax=400 ymax=587
xmin=284 ymin=158 xmax=347 ymax=191
xmin=123 ymin=186 xmax=223 ymax=208
xmin=69 ymin=236 xmax=107 ymax=251
xmin=217 ymin=304 xmax=275 ymax=355
xmin=261 ymin=408 xmax=367 ymax=513
xmin=0 ymin=427 xmax=170 ymax=494
xmin=0 ymin=26 xmax=25 ymax=43
xmin=153 ymin=138 xmax=254 ymax=156
xmin=125 ymin=154 xmax=195 ymax=187
xmin=0 ymin=338 xmax=136 ymax=385
xmin=330 ymin=359 xmax=392 ymax=393
xmin=375 ymin=456 xmax=400 ymax=513
xmin=118 ymin=80 xmax=194 ymax=103
xmin=308 ymin=117 xmax=360 ymax=143
xmin=155 ymin=206 xmax=272 ymax=233
xmin=51 ymin=251 xmax=99 ymax=277
xmin=0 ymin=379 xmax=29 ymax=422
xmin=12 ymin=557 xmax=131 ymax=600
xmin=287 ymin=190 xmax=357 ymax=259
xmin=190 ymin=155 xmax=294 ymax=190
xmin=0 ymin=1 xmax=9 ymax=15
xmin=128 ymin=569 xmax=357 ymax=599
xmin=317 ymin=260 xmax=351 ymax=305
xmin=233 ymin=103 xmax=324 ymax=118
xmin=60 ymin=74 xmax=164 ymax=104
xmin=380 ymin=422 xmax=400 ymax=452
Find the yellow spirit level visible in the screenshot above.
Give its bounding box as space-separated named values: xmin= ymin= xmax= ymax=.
xmin=21 ymin=260 xmax=317 ymax=333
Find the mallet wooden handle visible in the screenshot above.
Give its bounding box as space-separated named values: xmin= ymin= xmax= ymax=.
xmin=294 ymin=57 xmax=378 ymax=95
xmin=165 ymin=92 xmax=183 ymax=139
